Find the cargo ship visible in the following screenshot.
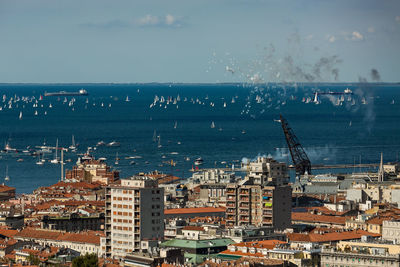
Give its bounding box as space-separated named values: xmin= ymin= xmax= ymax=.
xmin=44 ymin=89 xmax=88 ymax=96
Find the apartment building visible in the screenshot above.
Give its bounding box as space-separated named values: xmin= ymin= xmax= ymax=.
xmin=104 ymin=176 xmax=164 ymax=258
xmin=226 ymin=157 xmax=292 ymax=230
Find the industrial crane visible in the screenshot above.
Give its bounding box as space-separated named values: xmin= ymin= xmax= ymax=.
xmin=279 ymin=114 xmax=311 ymax=175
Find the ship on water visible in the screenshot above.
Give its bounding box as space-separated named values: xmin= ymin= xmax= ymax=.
xmin=44 ymin=89 xmax=88 ymax=97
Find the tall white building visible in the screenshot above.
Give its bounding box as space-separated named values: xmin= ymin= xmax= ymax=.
xmin=104 ymin=177 xmax=164 ymax=258
xmin=245 ymin=156 xmax=289 ymax=186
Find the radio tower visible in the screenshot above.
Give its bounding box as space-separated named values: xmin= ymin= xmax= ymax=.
xmin=279 ymin=114 xmax=312 ymax=175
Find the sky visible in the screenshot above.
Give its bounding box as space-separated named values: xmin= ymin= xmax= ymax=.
xmin=0 ymin=0 xmax=399 ymax=83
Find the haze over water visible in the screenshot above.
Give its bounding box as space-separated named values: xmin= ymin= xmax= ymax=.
xmin=0 ymin=83 xmax=399 ymax=193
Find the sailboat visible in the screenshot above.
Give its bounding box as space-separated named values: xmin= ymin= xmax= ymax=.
xmin=50 ymin=139 xmax=60 ymax=164
xmin=174 ymin=121 xmax=177 ymax=129
xmin=36 ymin=154 xmax=44 ymax=165
xmin=152 ymin=130 xmax=157 ymax=142
xmin=211 ymin=121 xmax=215 ymax=129
xmin=4 ymin=166 xmax=9 ymax=182
xmin=115 ymin=152 xmax=119 ymax=165
xmin=157 ymin=135 xmax=162 ymax=148
xmin=125 ymin=96 xmax=131 ymax=102
xmin=19 ymin=111 xmax=22 ymax=120
xmin=69 ymin=135 xmax=77 ymax=152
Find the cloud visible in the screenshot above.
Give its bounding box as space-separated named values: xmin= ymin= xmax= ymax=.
xmin=396 ymin=16 xmax=400 ymax=22
xmin=327 ymin=35 xmax=336 ymax=43
xmin=79 ymin=19 xmax=131 ymax=29
xmin=351 ymin=31 xmax=364 ymax=41
xmin=137 ymin=14 xmax=182 ymax=28
xmin=165 ymin=14 xmax=176 ymax=25
xmin=367 ymin=27 xmax=375 ymax=33
xmin=138 ymin=15 xmax=160 ymax=26
xmin=305 ymin=34 xmax=314 ymax=40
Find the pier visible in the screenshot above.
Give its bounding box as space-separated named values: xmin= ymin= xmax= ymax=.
xmin=193 ymin=163 xmax=379 ymax=172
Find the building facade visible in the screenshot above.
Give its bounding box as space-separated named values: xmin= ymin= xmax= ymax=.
xmin=104 ymin=177 xmax=164 ymax=258
xmin=226 ymin=184 xmax=291 ymax=229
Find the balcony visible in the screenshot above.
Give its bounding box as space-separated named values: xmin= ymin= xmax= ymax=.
xmin=227 ymin=209 xmax=235 ymax=214
xmin=227 ymin=196 xmax=236 ymax=201
xmin=226 ymin=189 xmax=236 ymax=194
xmin=263 ymin=211 xmax=272 ymax=216
xmin=239 ymin=190 xmax=249 ymax=195
xmin=239 ymin=216 xmax=249 ymax=221
xmin=226 ymin=203 xmax=236 ymax=208
xmin=239 ymin=197 xmax=249 ymax=202
xmin=263 ymin=219 xmax=272 ymax=224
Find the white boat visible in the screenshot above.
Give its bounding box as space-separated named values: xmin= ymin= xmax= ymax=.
xmin=157 ymin=136 xmax=162 ymax=148
xmin=36 ymin=154 xmax=44 ymax=165
xmin=69 ymin=135 xmax=77 ymax=151
xmin=4 ymin=165 xmax=9 ymax=181
xmin=211 ymin=121 xmax=215 ymax=129
xmin=19 ymin=111 xmax=22 ymax=120
xmin=194 ymin=157 xmax=203 ymax=166
xmin=107 ymin=141 xmax=120 ymax=147
xmin=391 ymin=99 xmax=395 ymax=105
xmin=174 ymin=121 xmax=177 ymax=129
xmin=34 ymin=110 xmax=38 ymax=116
xmin=96 ymin=141 xmax=106 ymax=146
xmin=125 ymin=96 xmax=131 ymax=102
xmin=344 ymin=88 xmax=352 ymax=94
xmin=50 ymin=139 xmax=60 ymax=164
xmin=361 ymin=97 xmax=367 ymax=105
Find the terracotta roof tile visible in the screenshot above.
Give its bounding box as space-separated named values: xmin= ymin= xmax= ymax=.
xmin=288 ymin=229 xmax=380 ymax=243
xmin=292 ymin=212 xmax=347 ymax=225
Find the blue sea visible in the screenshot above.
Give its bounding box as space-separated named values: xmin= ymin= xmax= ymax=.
xmin=0 ymin=83 xmax=399 ymax=193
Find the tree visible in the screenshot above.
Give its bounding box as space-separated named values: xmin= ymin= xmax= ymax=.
xmin=72 ymin=253 xmax=98 ymax=267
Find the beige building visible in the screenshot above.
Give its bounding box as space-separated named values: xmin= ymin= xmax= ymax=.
xmin=243 ymin=156 xmax=289 ymax=186
xmin=104 ymin=176 xmax=164 ymax=258
xmin=14 ymin=228 xmax=102 ymax=256
xmin=226 ymin=184 xmax=291 ymax=230
xmin=226 ymin=157 xmax=291 ymax=230
xmin=382 ymin=220 xmax=400 ymax=243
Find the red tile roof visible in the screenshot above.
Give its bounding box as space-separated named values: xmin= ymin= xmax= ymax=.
xmin=288 ymin=229 xmax=380 ymax=243
xmin=15 ymin=228 xmax=101 ymax=245
xmin=292 ymin=212 xmax=347 ymax=225
xmin=0 ymin=185 xmax=15 ymax=193
xmin=0 ymin=228 xmax=18 ymax=238
xmin=182 ymin=226 xmax=204 ymax=231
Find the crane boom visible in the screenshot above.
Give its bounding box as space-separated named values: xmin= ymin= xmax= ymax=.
xmin=279 ymin=114 xmax=311 ymax=175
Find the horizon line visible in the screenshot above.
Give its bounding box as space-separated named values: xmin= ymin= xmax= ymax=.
xmin=0 ymin=81 xmax=399 ymax=85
